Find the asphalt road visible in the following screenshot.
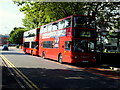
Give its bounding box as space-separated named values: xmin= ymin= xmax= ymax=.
xmin=2 ymin=66 xmax=21 ymax=89
xmin=0 ymin=46 xmax=120 ymax=89
xmin=0 ymin=56 xmax=2 ymax=90
xmin=0 ymin=46 xmax=22 ymax=89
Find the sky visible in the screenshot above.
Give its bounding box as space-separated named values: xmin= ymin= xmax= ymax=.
xmin=0 ymin=0 xmax=25 ymax=35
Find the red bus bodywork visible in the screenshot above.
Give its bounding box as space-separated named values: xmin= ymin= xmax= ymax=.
xmin=23 ymin=28 xmax=40 ymax=55
xmin=39 ymin=15 xmax=97 ymax=63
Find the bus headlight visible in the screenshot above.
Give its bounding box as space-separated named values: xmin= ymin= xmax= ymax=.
xmin=93 ymin=56 xmax=96 ymax=59
xmin=74 ymin=56 xmax=78 ymax=59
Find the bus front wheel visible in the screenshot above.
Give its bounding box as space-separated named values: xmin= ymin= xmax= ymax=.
xmin=58 ymin=54 xmax=63 ymax=64
xmin=31 ymin=50 xmax=34 ymax=56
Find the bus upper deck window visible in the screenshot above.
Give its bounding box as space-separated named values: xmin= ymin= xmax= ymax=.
xmin=40 ymin=26 xmax=44 ymax=33
xmin=64 ymin=18 xmax=71 ymax=28
xmin=74 ymin=16 xmax=95 ymax=29
xmin=48 ymin=24 xmax=52 ymax=32
xmin=44 ymin=26 xmax=48 ymax=33
xmin=52 ymin=23 xmax=58 ymax=31
xmin=58 ymin=20 xmax=65 ymax=29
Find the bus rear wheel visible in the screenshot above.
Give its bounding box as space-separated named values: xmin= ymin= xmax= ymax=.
xmin=24 ymin=49 xmax=27 ymax=54
xmin=42 ymin=52 xmax=45 ymax=59
xmin=58 ymin=54 xmax=63 ymax=64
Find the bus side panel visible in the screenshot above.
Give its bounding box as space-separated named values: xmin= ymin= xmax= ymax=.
xmin=59 ymin=37 xmax=72 ymax=63
xmin=45 ymin=48 xmax=60 ymax=60
xmin=32 ymin=49 xmax=38 ymax=55
xmin=25 ymin=48 xmax=31 ymax=54
xmin=62 ymin=51 xmax=72 ymax=63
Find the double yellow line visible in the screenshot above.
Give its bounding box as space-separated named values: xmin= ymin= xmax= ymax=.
xmin=1 ymin=55 xmax=40 ymax=90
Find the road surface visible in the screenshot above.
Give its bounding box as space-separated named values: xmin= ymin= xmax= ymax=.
xmin=0 ymin=46 xmax=120 ymax=89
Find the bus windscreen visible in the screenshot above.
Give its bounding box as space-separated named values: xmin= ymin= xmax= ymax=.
xmin=73 ymin=40 xmax=96 ymax=53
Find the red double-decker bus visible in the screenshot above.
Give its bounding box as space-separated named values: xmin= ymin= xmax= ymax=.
xmin=39 ymin=15 xmax=97 ymax=63
xmin=23 ymin=28 xmax=40 ymax=55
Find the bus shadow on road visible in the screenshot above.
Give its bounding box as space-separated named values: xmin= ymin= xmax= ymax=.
xmin=14 ymin=67 xmax=119 ymax=89
xmin=2 ymin=66 xmax=22 ymax=89
xmin=2 ymin=60 xmax=120 ymax=89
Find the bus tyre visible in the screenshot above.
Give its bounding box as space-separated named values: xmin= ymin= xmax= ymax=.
xmin=42 ymin=52 xmax=45 ymax=59
xmin=58 ymin=54 xmax=63 ymax=64
xmin=31 ymin=51 xmax=34 ymax=56
xmin=24 ymin=50 xmax=27 ymax=54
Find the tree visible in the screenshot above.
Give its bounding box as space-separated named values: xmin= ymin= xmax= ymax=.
xmin=13 ymin=1 xmax=86 ymax=30
xmin=8 ymin=27 xmax=28 ymax=44
xmin=82 ymin=2 xmax=120 ymax=31
xmin=13 ymin=1 xmax=120 ymax=32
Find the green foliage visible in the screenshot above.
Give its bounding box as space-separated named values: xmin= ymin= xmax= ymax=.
xmin=87 ymin=2 xmax=120 ymax=31
xmin=8 ymin=27 xmax=28 ymax=44
xmin=13 ymin=1 xmax=120 ymax=32
xmin=14 ymin=2 xmax=86 ymax=30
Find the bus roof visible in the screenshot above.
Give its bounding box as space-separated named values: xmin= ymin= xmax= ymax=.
xmin=41 ymin=15 xmax=72 ymax=27
xmin=24 ymin=28 xmax=40 ymax=37
xmin=40 ymin=14 xmax=95 ymax=28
